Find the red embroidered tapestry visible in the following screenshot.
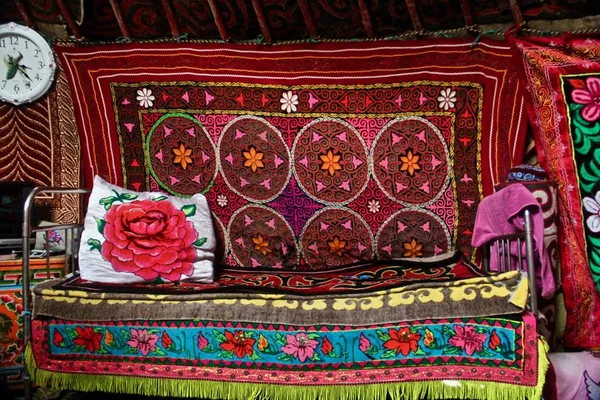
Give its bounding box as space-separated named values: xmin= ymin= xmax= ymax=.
xmin=513 ymin=36 xmax=600 ymax=349
xmin=54 ymin=39 xmax=526 ymax=267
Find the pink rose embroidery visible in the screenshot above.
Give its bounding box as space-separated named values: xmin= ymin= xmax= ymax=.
xmin=127 ymin=328 xmax=158 ymax=355
xmin=448 ymin=325 xmax=487 ymax=356
xmin=281 ymin=333 xmax=319 ymax=362
xmin=101 ymin=199 xmax=197 ymax=281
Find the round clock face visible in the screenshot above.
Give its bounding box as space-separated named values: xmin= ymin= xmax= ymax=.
xmin=0 ymin=22 xmax=56 ymax=105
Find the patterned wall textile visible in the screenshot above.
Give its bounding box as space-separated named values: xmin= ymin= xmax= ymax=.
xmin=54 ymin=39 xmax=526 ymax=268
xmin=512 ymin=36 xmax=600 ymax=349
xmin=0 ymin=69 xmax=80 ymax=223
xmin=0 ymin=257 xmax=66 ymax=388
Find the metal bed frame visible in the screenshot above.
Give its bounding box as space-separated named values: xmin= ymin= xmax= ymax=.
xmin=19 ymin=187 xmax=539 ymax=399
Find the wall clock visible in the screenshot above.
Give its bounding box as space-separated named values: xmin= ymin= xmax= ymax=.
xmin=0 ymin=22 xmax=56 ymax=105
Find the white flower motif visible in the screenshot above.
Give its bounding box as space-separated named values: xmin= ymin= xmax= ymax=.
xmin=280 ymin=90 xmax=299 ymax=113
xmin=136 ymin=88 xmax=155 ymax=108
xmin=368 ymin=200 xmax=380 ymax=213
xmin=437 ymin=88 xmax=456 ymax=111
xmin=583 ymin=191 xmax=600 ymax=233
xmin=217 ymin=194 xmax=228 ymax=208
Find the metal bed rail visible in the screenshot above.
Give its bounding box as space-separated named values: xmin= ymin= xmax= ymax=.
xmin=21 ymin=186 xmax=90 ymax=400
xmin=480 ymin=208 xmax=538 ymax=317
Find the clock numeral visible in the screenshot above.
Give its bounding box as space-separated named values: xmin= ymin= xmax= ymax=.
xmin=24 ymin=40 xmax=29 ymax=50
xmin=14 ymin=84 xmax=20 ymax=93
xmin=9 ymin=36 xmax=18 ymax=45
xmin=0 ymin=39 xmax=5 ymax=48
xmin=34 ymin=49 xmax=40 ymax=58
xmin=38 ymin=61 xmax=44 ymax=69
xmin=35 ymin=73 xmax=41 ymax=81
xmin=1 ymin=80 xmax=6 ymax=89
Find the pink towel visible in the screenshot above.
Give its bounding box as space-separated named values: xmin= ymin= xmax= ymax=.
xmin=471 ymin=183 xmax=555 ymax=298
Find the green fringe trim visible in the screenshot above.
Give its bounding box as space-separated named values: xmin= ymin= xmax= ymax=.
xmin=26 ymin=340 xmax=549 ymax=400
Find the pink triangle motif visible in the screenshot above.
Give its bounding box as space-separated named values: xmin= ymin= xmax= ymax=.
xmin=181 ymin=92 xmax=190 ymax=103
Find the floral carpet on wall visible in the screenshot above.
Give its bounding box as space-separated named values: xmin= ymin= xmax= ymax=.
xmin=53 ymin=38 xmax=527 ymax=266
xmin=513 ymin=36 xmax=600 ymax=350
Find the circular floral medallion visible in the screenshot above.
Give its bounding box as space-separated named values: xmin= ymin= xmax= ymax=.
xmin=371 ymin=117 xmax=450 ymax=206
xmin=300 ymin=207 xmax=374 ymax=269
xmin=376 ymin=209 xmax=451 ymax=259
xmin=228 ymin=204 xmax=298 ymax=269
xmin=211 ymin=213 xmax=228 ymax=266
xmin=292 ymin=118 xmax=369 ymax=205
xmin=146 ymin=113 xmax=217 ymax=196
xmin=218 ymin=116 xmax=291 ymax=203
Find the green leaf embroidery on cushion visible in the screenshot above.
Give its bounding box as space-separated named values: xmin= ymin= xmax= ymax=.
xmin=193 ymin=237 xmax=207 ymax=247
xmin=275 ymin=332 xmax=287 ymax=346
xmin=413 ymin=347 xmax=427 ymax=356
xmin=276 ymin=353 xmax=294 ymax=362
xmin=376 ymin=330 xmax=390 ymax=342
xmin=442 ymin=325 xmax=455 ymax=338
xmin=380 ymin=349 xmax=397 ymax=359
xmin=94 ymin=217 xmax=106 ymax=235
xmin=249 ymin=352 xmax=261 ymax=361
xmin=153 ymin=196 xmax=168 ymax=201
xmin=119 ymin=193 xmax=138 ymax=201
xmin=213 ymin=330 xmax=226 ymax=343
xmin=87 ymin=238 xmax=101 ymax=252
xmin=181 ymin=204 xmax=197 ymax=217
xmin=99 ymin=196 xmax=118 ymax=210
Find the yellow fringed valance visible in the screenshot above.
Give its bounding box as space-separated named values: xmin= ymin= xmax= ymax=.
xmin=26 ymin=339 xmax=549 ymax=400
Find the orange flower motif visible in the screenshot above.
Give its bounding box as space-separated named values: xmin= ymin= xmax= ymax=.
xmin=320 ymin=150 xmax=342 ymax=176
xmin=258 ymin=334 xmax=268 ymax=351
xmin=253 ymin=234 xmax=272 ymax=255
xmin=424 ymin=328 xmax=435 ymax=347
xmin=328 ymin=236 xmax=346 ymax=257
xmin=243 ymin=147 xmax=265 ymax=172
xmin=104 ymin=330 xmax=114 ymax=346
xmin=173 ymin=144 xmax=193 ymax=169
xmin=400 ymin=150 xmax=420 ymax=176
xmin=383 ymin=327 xmax=422 ymax=356
xmin=489 ymin=329 xmax=501 ymax=350
xmin=403 ymin=238 xmax=423 ymax=258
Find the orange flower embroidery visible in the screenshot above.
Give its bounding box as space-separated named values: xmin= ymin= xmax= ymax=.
xmin=400 ymin=150 xmax=420 ymax=176
xmin=403 ymin=238 xmax=423 ymax=258
xmin=243 ymin=147 xmax=265 ymax=172
xmin=424 ymin=328 xmax=435 ymax=347
xmin=252 ymin=234 xmax=272 ymax=255
xmin=258 ymin=334 xmax=268 ymax=351
xmin=173 ymin=144 xmax=192 ymax=169
xmin=328 ymin=236 xmax=346 ymax=256
xmin=320 ymin=150 xmax=342 ymax=176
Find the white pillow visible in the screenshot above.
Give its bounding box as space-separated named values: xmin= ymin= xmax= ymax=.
xmin=79 ymin=176 xmax=216 ymax=283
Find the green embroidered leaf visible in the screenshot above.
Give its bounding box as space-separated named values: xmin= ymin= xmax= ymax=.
xmin=275 ymin=332 xmax=287 ymax=345
xmin=413 ymin=347 xmax=427 ymax=356
xmin=6 ymin=303 xmax=15 ymax=312
xmin=213 ymin=330 xmax=226 ymax=343
xmin=477 ymin=347 xmax=496 ymax=358
xmin=153 ymin=347 xmax=167 ymax=356
xmin=181 ymin=204 xmax=196 ymax=217
xmin=193 ymin=237 xmax=207 ymax=247
xmin=94 ymin=217 xmax=106 ymax=235
xmin=475 ymin=326 xmax=488 ymax=334
xmin=125 ymin=347 xmax=138 ymax=354
xmin=276 ymin=353 xmax=294 ymax=362
xmin=443 ymin=346 xmax=461 ymax=356
xmin=307 ymin=333 xmax=320 ymax=340
xmin=120 ymin=193 xmax=138 ymax=201
xmin=380 ymin=350 xmax=397 ymax=359
xmin=87 ymin=238 xmax=101 ymax=252
xmin=244 ymin=331 xmax=256 ymax=338
xmin=442 ymin=325 xmax=455 ymax=338
xmin=153 ymin=196 xmax=168 ymax=201
xmin=72 ymin=345 xmax=87 ymax=353
xmin=99 ymin=196 xmax=118 ymax=209
xmin=120 ymin=329 xmax=130 ymax=339
xmin=376 ymin=330 xmax=390 ymax=341
xmin=218 ymin=350 xmax=234 ymax=359
xmin=249 ymin=352 xmax=261 ymax=361
xmin=311 ymin=353 xmax=321 ymax=361
xmin=65 ymin=326 xmax=77 ymax=337
xmin=97 ymin=347 xmax=109 ymax=355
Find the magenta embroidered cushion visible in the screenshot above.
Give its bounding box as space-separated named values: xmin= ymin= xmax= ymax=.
xmin=79 ymin=176 xmax=216 ymax=283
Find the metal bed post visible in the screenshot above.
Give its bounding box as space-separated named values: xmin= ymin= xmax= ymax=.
xmin=523 ymin=208 xmax=538 ymax=317
xmin=21 ymin=187 xmax=90 ymax=400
